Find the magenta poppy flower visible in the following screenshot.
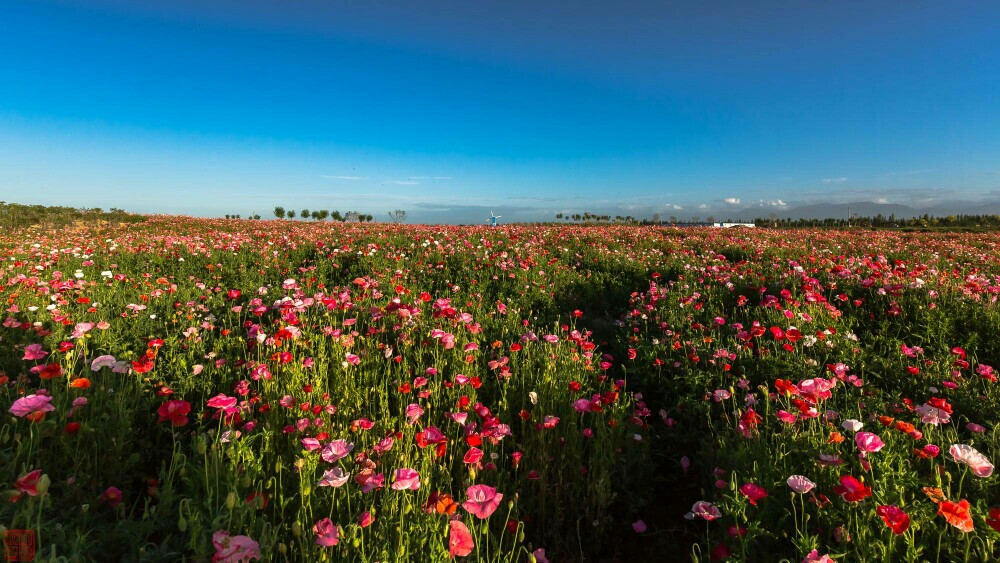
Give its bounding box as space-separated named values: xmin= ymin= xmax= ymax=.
xmin=777 ymin=410 xmax=797 ymax=424
xmin=449 ymin=520 xmax=475 ymax=557
xmin=739 ymin=482 xmax=768 ymax=506
xmin=207 ymin=394 xmax=238 ymax=410
xmin=313 ymin=518 xmax=339 ymax=547
xmin=391 ymin=468 xmax=421 ymax=490
xmin=22 ymin=344 xmax=48 ymax=361
xmin=99 ymin=486 xmax=123 ymax=507
xmin=463 ymin=484 xmax=503 ymax=519
xmin=855 ymin=432 xmax=885 ymax=453
xmin=876 ymin=505 xmax=910 ymax=534
xmin=9 ymin=394 xmax=55 ymax=418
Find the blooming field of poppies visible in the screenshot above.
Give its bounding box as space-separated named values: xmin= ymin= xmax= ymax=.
xmin=2 ymin=218 xmax=1000 ymax=561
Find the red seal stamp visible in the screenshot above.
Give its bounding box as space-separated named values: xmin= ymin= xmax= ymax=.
xmin=3 ymin=529 xmax=36 ymax=562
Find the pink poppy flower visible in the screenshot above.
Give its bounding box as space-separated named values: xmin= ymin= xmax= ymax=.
xmin=207 ymin=394 xmax=238 ymax=410
xmin=358 ymin=511 xmax=375 ymax=528
xmin=99 ymin=486 xmax=123 ymax=507
xmin=855 ymin=432 xmax=885 ymax=453
xmin=22 ymin=344 xmax=48 ymax=361
xmin=739 ymin=482 xmax=768 ymax=506
xmin=358 ymin=472 xmax=384 ymax=493
xmin=90 ymin=355 xmax=117 ymax=371
xmin=802 ymin=550 xmax=836 ymax=563
xmin=786 ymin=475 xmax=816 ymax=494
xmin=950 ymin=444 xmax=994 ymax=477
xmin=632 ymin=519 xmax=647 ymax=533
xmin=313 ymin=518 xmax=339 ymax=547
xmin=212 ymin=530 xmax=261 ymax=562
xmin=318 ymin=468 xmax=350 ymax=488
xmin=463 ymin=484 xmax=503 ymax=519
xmin=301 ymin=438 xmax=322 ymax=452
xmin=464 ymin=447 xmax=484 ymax=465
xmin=14 ymin=469 xmax=44 ymax=497
xmin=9 ymin=394 xmax=55 ymax=419
xmin=321 ymin=440 xmax=354 ymax=463
xmin=449 ymin=519 xmax=475 ymax=557
xmin=532 ymin=548 xmax=549 ymax=563
xmin=405 ymin=403 xmax=424 ymax=423
xmin=391 ymin=468 xmax=421 ymax=490
xmin=966 ymin=423 xmax=986 ymax=433
xmin=686 ymin=501 xmax=722 ymax=521
xmin=777 ymin=410 xmax=797 ymax=424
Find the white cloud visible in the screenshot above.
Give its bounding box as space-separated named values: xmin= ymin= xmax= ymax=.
xmin=822 ymin=177 xmax=848 ymax=184
xmin=875 ymin=197 xmax=889 ymax=204
xmin=884 ymin=168 xmax=937 ymax=176
xmin=390 ymin=180 xmax=419 ymax=185
xmin=723 ymin=197 xmax=741 ymax=205
xmin=698 ymin=203 xmax=709 ymax=209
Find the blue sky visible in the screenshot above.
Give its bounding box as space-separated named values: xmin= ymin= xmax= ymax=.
xmin=1 ymin=1 xmax=999 ymax=222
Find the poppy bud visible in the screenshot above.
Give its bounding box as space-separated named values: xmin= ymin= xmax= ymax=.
xmin=178 ymin=516 xmax=187 ymax=532
xmin=225 ymin=492 xmax=237 ymax=509
xmin=37 ymin=474 xmax=51 ymax=495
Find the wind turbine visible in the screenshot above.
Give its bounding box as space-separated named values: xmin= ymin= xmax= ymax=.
xmin=489 ymin=210 xmax=502 ymax=227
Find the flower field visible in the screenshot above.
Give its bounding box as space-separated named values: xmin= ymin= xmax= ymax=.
xmin=3 ymin=218 xmax=1000 ymax=562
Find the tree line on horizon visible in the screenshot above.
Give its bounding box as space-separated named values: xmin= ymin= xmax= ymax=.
xmin=271 ymin=207 xmax=374 ymax=222
xmin=749 ymin=213 xmax=1000 ymax=230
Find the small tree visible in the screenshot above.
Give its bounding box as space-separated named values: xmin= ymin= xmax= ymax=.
xmin=301 ymin=209 xmax=309 ymax=220
xmin=388 ymin=209 xmax=407 ymax=223
xmin=318 ymin=209 xmax=330 ymax=221
xmin=287 ymin=210 xmax=296 ymax=219
xmin=311 ymin=210 xmax=321 ymax=220
xmin=331 ymin=210 xmax=343 ymax=222
xmin=273 ymin=206 xmax=286 ymax=219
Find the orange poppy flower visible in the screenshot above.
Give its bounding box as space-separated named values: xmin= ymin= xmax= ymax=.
xmin=923 ymin=487 xmax=946 ymax=504
xmin=435 ymin=493 xmax=458 ymax=515
xmin=827 ymin=432 xmax=845 ymax=444
xmin=877 ymin=415 xmax=895 ymax=426
xmin=939 ymin=499 xmax=974 ymax=532
xmin=70 ymin=378 xmax=91 ymax=389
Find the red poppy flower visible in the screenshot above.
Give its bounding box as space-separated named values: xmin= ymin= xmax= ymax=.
xmin=876 ymin=505 xmax=910 ymax=534
xmin=833 ymin=475 xmax=872 ymax=502
xmin=939 ymin=499 xmax=974 ymax=532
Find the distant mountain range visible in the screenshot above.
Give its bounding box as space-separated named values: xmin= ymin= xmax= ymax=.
xmin=727 ymin=201 xmax=1000 ymax=221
